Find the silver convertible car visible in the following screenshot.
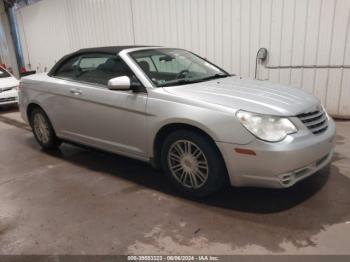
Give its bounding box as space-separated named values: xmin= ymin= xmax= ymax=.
xmin=19 ymin=46 xmax=335 ymax=197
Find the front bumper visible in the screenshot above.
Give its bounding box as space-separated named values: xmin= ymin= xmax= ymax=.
xmin=0 ymin=89 xmax=18 ymax=106
xmin=217 ymin=117 xmax=336 ymax=188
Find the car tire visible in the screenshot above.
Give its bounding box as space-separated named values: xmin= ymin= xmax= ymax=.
xmin=161 ymin=130 xmax=228 ymax=198
xmin=29 ymin=107 xmax=61 ymax=150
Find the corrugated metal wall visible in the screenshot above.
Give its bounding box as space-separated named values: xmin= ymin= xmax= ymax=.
xmin=16 ymin=0 xmax=350 ymax=117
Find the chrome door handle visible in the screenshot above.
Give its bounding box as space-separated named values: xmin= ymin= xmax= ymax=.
xmin=70 ymin=88 xmax=82 ymax=95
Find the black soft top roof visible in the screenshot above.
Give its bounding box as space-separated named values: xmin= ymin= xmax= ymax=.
xmin=48 ymin=45 xmax=156 ymax=76
xmin=73 ymin=45 xmax=154 ymax=55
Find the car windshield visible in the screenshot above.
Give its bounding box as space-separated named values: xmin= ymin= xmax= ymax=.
xmin=129 ymin=48 xmax=229 ymax=87
xmin=0 ymin=67 xmax=11 ymax=78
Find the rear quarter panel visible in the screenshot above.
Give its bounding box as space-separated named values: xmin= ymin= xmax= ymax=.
xmin=19 ymin=73 xmax=64 ymax=129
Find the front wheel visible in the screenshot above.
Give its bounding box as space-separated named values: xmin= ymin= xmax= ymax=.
xmin=161 ymin=130 xmax=228 ymax=198
xmin=29 ymin=107 xmax=61 ymax=150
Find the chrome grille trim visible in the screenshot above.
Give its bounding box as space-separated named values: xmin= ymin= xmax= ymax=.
xmin=0 ymin=97 xmax=17 ymax=103
xmin=297 ymin=108 xmax=328 ymax=135
xmin=307 ymin=115 xmax=327 ymax=128
xmin=298 ymin=111 xmax=324 ymax=122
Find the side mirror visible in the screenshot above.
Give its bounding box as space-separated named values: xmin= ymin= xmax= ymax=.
xmin=108 ymin=76 xmax=130 ymax=91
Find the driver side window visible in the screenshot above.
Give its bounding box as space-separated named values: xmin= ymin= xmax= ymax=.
xmin=54 ymin=53 xmax=134 ymax=86
xmin=54 ymin=56 xmax=80 ymax=80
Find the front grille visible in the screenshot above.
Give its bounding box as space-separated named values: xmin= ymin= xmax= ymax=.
xmin=0 ymin=97 xmax=17 ymax=103
xmin=297 ymin=108 xmax=328 ymax=134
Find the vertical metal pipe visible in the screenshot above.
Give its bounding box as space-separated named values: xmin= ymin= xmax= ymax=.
xmin=7 ymin=6 xmax=25 ymax=73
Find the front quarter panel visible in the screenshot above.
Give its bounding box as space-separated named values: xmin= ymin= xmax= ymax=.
xmin=147 ymin=88 xmax=255 ymax=157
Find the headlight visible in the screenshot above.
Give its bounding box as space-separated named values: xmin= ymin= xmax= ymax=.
xmin=236 ymin=110 xmax=297 ymax=142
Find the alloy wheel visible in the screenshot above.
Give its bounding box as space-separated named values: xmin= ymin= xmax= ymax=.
xmin=167 ymin=139 xmax=209 ymax=189
xmin=33 ymin=113 xmax=50 ymax=144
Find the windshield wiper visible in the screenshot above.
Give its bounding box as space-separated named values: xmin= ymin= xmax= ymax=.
xmin=158 ymin=74 xmax=230 ymax=87
xmin=158 ymin=78 xmax=198 ymax=87
xmin=196 ymin=74 xmax=230 ymax=82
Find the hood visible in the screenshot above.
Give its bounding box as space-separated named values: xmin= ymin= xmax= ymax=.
xmin=164 ymin=76 xmax=320 ymax=116
xmin=0 ymin=76 xmax=19 ymax=90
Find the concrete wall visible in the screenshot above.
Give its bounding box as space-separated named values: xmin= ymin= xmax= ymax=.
xmin=16 ymin=0 xmax=350 ymax=117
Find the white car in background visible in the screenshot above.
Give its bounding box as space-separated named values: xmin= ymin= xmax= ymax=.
xmin=0 ymin=66 xmax=19 ymax=107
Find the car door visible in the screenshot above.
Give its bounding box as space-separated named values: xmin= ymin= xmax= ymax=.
xmin=51 ymin=53 xmax=148 ymax=159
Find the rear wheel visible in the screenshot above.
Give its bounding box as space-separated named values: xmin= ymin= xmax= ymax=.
xmin=29 ymin=107 xmax=61 ymax=150
xmin=161 ymin=130 xmax=227 ymax=198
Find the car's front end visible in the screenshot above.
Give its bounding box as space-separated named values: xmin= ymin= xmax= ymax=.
xmin=0 ymin=67 xmax=19 ymax=107
xmin=217 ymin=106 xmax=335 ymax=188
xmin=124 ymin=47 xmax=336 ymax=191
xmin=0 ymin=86 xmax=19 ymax=106
xmin=160 ymin=74 xmax=336 ymax=189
